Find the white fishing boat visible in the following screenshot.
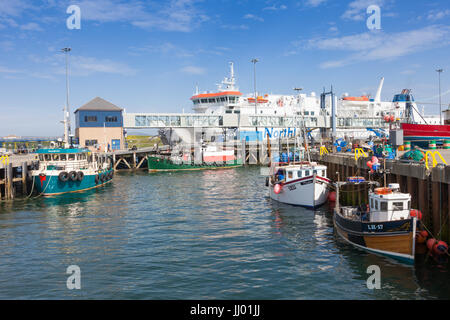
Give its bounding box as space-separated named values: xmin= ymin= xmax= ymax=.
xmin=268 ymin=161 xmax=330 ymax=208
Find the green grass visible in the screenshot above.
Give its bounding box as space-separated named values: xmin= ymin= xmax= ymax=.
xmin=126 ymin=135 xmax=163 ymax=149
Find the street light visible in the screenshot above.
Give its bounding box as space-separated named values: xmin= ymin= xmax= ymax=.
xmin=61 ymin=47 xmax=71 ymax=147
xmin=251 ymin=58 xmax=259 ymax=139
xmin=436 ymin=68 xmax=443 ymax=124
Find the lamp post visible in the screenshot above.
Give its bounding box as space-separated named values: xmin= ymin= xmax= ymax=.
xmin=436 ymin=68 xmax=443 ymax=124
xmin=61 ymin=47 xmax=71 ymax=148
xmin=251 ymin=58 xmax=259 ymax=140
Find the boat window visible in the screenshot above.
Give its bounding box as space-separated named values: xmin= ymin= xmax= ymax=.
xmin=68 ymin=154 xmax=75 ymax=161
xmin=311 ymin=111 xmax=315 ymax=116
xmin=60 ymin=154 xmax=66 ymax=161
xmin=305 ymin=170 xmax=310 ymax=176
xmin=39 ymin=155 xmax=44 ymax=161
xmin=375 ymin=200 xmax=379 ymax=210
xmin=52 ymin=154 xmax=59 ymax=161
xmin=407 ymin=201 xmax=411 ymax=210
xmin=393 ymin=202 xmax=403 ymax=210
xmin=298 ymin=171 xmax=302 ymax=178
xmin=44 ymin=154 xmax=51 ymax=161
xmin=380 ymin=201 xmax=388 ymax=211
xmin=79 ymin=153 xmax=86 ymax=160
xmin=201 ymin=99 xmax=207 ymax=103
xmin=313 ymin=170 xmax=317 ymax=175
xmin=288 ymin=171 xmax=293 ymax=179
xmin=304 ymin=111 xmax=309 ymax=115
xmin=370 ymin=198 xmax=374 ymax=208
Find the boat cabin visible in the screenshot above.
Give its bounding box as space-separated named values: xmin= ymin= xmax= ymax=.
xmin=36 ymin=148 xmax=110 ymax=171
xmin=274 ymin=163 xmax=327 ymax=183
xmin=368 ymin=183 xmax=411 ymax=222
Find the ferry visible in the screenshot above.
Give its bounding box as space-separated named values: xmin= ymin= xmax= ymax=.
xmin=32 ymin=148 xmax=114 ymax=196
xmin=148 ymin=144 xmax=243 ymax=172
xmin=334 ymin=181 xmax=418 ymax=264
xmin=161 ymin=63 xmax=414 ymax=143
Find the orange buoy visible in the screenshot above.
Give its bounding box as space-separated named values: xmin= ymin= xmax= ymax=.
xmin=409 ymin=209 xmax=423 ymax=220
xmin=328 ymin=191 xmax=336 ymax=202
xmin=416 ymin=230 xmax=428 ymax=244
xmin=274 ymin=184 xmax=282 ymax=194
xmin=427 ymin=238 xmax=437 ymax=251
xmin=374 ymin=187 xmax=392 ymax=195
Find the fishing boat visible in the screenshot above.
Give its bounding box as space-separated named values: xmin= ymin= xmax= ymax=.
xmin=268 ymin=161 xmax=330 ymax=208
xmin=333 ymin=180 xmax=418 ymax=264
xmin=148 ymin=144 xmax=243 ymax=172
xmin=32 ymin=148 xmax=114 ymax=196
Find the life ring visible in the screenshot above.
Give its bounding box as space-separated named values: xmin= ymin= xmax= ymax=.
xmin=69 ymin=171 xmax=78 ymax=181
xmin=95 ymin=175 xmax=100 ymax=184
xmin=77 ymin=171 xmax=84 ymax=181
xmin=374 ymin=187 xmax=392 ymax=195
xmin=58 ymin=171 xmax=69 ymax=182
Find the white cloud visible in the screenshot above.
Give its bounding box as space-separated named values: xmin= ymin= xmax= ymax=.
xmin=221 ymin=24 xmax=249 ymax=30
xmin=180 ymin=66 xmax=206 ymax=75
xmin=263 ymin=4 xmax=287 ymax=11
xmin=341 ymin=0 xmax=385 ymax=21
xmin=244 ymin=14 xmax=264 ymax=22
xmin=427 ymin=9 xmax=450 ymax=21
xmin=294 ymin=25 xmax=450 ymax=68
xmin=19 ymin=22 xmax=43 ymax=31
xmin=305 ymin=0 xmax=327 ymax=7
xmin=76 ymin=0 xmax=207 ymax=32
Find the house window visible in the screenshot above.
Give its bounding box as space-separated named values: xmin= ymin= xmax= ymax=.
xmin=85 ymin=139 xmax=98 ymax=146
xmin=85 ymin=116 xmax=97 ymax=122
xmin=105 ymin=116 xmax=118 ymax=122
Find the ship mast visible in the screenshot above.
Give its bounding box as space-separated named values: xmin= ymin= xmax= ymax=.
xmin=61 ymin=47 xmax=71 ymax=148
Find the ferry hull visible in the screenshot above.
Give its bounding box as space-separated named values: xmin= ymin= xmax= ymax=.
xmin=33 ymin=169 xmax=114 ymax=196
xmin=333 ymin=211 xmax=416 ymax=264
xmin=147 ymin=156 xmax=243 ymax=172
xmin=269 ymin=175 xmax=330 ymax=208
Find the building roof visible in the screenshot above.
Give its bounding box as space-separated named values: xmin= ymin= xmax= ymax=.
xmin=75 ymin=97 xmax=122 ymax=112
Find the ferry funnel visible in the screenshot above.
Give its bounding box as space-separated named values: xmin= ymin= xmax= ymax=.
xmin=375 ymin=77 xmax=384 ymax=102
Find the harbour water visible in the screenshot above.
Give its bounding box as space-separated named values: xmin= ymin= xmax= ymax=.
xmin=0 ymin=167 xmax=449 ymax=299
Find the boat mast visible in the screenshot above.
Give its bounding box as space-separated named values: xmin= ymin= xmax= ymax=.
xmin=62 ymin=47 xmax=71 ymax=148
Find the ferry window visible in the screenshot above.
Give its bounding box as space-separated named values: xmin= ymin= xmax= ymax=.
xmin=288 ymin=171 xmax=293 ymax=179
xmin=39 ymin=155 xmax=44 ymax=161
xmin=229 ymin=97 xmax=236 ymax=103
xmin=380 ymin=201 xmax=387 ymax=211
xmin=208 ymin=98 xmax=215 ymax=103
xmin=393 ymin=202 xmax=403 ymax=210
xmin=52 ymin=154 xmax=59 ymax=161
xmin=68 ymin=154 xmax=75 ymax=161
xmin=44 ymin=154 xmax=51 ymax=161
xmin=201 ymin=99 xmax=207 ymax=103
xmin=298 ymin=171 xmax=302 ymax=178
xmin=60 ymin=154 xmax=66 ymax=161
xmin=105 ymin=116 xmax=117 ymax=122
xmin=84 ymin=116 xmax=97 ymax=122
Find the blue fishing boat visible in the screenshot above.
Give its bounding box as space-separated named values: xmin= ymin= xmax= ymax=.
xmin=32 ymin=148 xmax=114 ymax=196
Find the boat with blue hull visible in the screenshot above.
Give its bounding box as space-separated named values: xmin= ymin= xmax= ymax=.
xmin=32 ymin=148 xmax=114 ymax=196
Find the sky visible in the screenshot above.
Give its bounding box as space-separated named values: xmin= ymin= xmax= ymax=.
xmin=0 ymin=0 xmax=449 ymax=136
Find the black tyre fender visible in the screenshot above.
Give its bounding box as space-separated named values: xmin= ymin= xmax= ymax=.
xmin=265 ymin=177 xmax=269 ymax=187
xmin=69 ymin=171 xmax=78 ymax=181
xmin=77 ymin=171 xmax=84 ymax=181
xmin=58 ymin=171 xmax=69 ymax=182
xmin=95 ymin=175 xmax=100 ymax=184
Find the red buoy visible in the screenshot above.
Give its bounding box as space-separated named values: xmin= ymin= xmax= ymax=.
xmin=390 ymin=115 xmax=395 ymax=122
xmin=433 ymin=241 xmax=448 ymax=256
xmin=384 ymin=115 xmax=390 ymax=122
xmin=328 ymin=191 xmax=336 ymax=202
xmin=274 ymin=184 xmax=282 ymax=194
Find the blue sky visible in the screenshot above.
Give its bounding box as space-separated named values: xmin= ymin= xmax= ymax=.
xmin=1 ymin=0 xmax=449 ymax=136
